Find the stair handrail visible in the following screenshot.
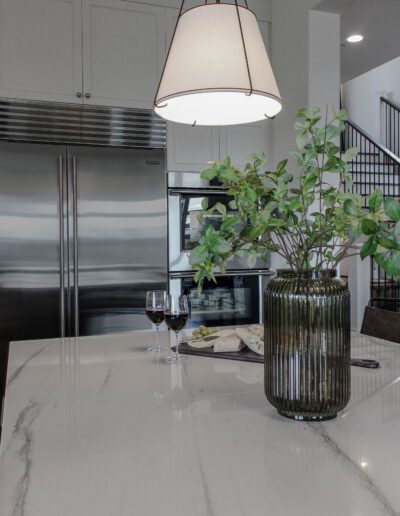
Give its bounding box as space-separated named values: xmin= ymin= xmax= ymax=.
xmin=381 ymin=96 xmax=400 ymax=157
xmin=344 ymin=119 xmax=400 ymax=166
xmin=381 ymin=96 xmax=400 ymax=112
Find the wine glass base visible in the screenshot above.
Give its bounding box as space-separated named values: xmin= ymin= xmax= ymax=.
xmin=147 ymin=345 xmax=169 ymax=353
xmin=165 ymin=353 xmax=187 ymax=363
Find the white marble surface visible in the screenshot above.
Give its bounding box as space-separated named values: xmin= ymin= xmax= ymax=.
xmin=1 ymin=331 xmax=400 ymax=516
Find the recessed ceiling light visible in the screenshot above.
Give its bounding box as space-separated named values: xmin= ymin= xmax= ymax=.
xmin=347 ymin=34 xmax=364 ymax=43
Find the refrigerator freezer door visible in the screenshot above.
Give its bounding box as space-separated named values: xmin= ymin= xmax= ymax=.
xmin=0 ymin=142 xmax=66 ymax=346
xmin=68 ymin=147 xmax=167 ymax=335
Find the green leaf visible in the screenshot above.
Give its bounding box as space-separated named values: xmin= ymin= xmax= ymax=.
xmin=296 ymin=108 xmax=308 ymax=118
xmin=343 ymin=147 xmax=358 ymax=162
xmin=290 ymin=188 xmax=302 ymax=195
xmin=335 ymin=109 xmax=348 ymax=121
xmin=244 ymin=186 xmax=257 ymax=203
xmin=191 ymin=244 xmax=209 ymax=264
xmin=375 ymin=251 xmax=400 ymax=279
xmin=360 ymin=238 xmax=377 ymax=259
xmin=276 ymin=159 xmax=288 ymax=175
xmin=246 ymin=252 xmax=257 ymax=269
xmin=343 ymin=198 xmax=357 ymax=216
xmin=201 ymin=168 xmax=216 ymax=181
xmin=325 ymin=124 xmax=339 ymax=140
xmin=213 ymin=202 xmax=226 ymax=216
xmin=368 ymin=189 xmax=383 ymax=213
xmin=248 ymin=225 xmax=264 ymax=240
xmin=205 ymin=224 xmax=216 ymax=239
xmin=219 ymin=166 xmax=237 ymax=182
xmin=296 ymin=133 xmax=308 ymax=150
xmin=379 ymin=238 xmax=398 ymax=250
xmin=213 ymin=239 xmax=232 ymax=254
xmin=384 ymin=197 xmax=400 ymax=222
xmin=220 ymin=216 xmax=239 ymax=232
xmin=361 ymin=218 xmax=377 ymax=235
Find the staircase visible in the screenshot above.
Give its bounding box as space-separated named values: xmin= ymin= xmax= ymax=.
xmin=342 ymin=98 xmax=400 ymax=307
xmin=381 ymin=96 xmax=400 ymax=158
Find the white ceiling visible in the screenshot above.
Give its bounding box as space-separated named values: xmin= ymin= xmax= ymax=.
xmin=315 ymin=0 xmax=400 ymax=83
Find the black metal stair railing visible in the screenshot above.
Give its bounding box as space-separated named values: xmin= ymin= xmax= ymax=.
xmin=343 ymin=119 xmax=400 ymax=205
xmin=381 ymin=96 xmax=400 ymax=158
xmin=342 ymin=119 xmax=400 ymax=306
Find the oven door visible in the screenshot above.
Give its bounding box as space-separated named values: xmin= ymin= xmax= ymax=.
xmin=168 ymin=188 xmax=268 ymax=272
xmin=169 ymin=271 xmax=273 ymax=328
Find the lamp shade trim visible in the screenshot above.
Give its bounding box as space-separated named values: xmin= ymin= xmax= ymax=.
xmin=155 ymin=88 xmax=283 ymax=108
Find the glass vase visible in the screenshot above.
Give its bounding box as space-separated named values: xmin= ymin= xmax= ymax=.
xmin=264 ymin=269 xmax=350 ymax=421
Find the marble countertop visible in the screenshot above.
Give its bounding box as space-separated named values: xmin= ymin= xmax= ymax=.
xmin=1 ymin=331 xmax=400 ymax=516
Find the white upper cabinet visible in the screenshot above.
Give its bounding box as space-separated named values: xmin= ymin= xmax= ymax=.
xmin=81 ymin=0 xmax=166 ymax=108
xmin=0 ymin=0 xmax=83 ymax=103
xmin=123 ymin=0 xmax=271 ymax=22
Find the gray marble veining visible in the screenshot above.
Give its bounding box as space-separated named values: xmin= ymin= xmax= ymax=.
xmin=1 ymin=331 xmax=400 ymax=516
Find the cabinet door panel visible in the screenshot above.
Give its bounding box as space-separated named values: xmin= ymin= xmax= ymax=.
xmin=167 ymin=123 xmax=220 ymax=172
xmin=220 ymin=120 xmax=269 ymax=170
xmin=0 ymin=0 xmax=82 ymax=103
xmin=82 ymin=0 xmax=165 ymax=109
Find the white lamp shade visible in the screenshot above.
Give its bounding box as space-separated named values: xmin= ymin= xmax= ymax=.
xmin=154 ymin=3 xmax=282 ymax=126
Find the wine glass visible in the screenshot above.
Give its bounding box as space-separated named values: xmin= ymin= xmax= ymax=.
xmin=164 ymin=294 xmax=189 ymax=363
xmin=146 ymin=290 xmax=168 ymax=352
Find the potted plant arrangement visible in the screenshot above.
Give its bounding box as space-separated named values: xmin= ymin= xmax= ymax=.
xmin=191 ymin=107 xmax=400 ymax=421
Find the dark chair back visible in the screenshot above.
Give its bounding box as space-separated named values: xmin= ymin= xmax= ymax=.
xmin=361 ymin=298 xmax=400 ymax=343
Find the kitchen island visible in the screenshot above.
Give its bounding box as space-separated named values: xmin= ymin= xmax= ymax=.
xmin=1 ymin=331 xmax=400 ymax=516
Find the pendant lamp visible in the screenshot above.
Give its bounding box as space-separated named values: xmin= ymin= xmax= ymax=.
xmin=154 ymin=0 xmax=283 ymax=126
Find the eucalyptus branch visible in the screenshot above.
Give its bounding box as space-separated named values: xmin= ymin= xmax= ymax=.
xmin=191 ymin=108 xmax=400 ymax=289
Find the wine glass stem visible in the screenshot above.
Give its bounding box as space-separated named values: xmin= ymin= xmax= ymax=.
xmin=175 ymin=331 xmax=180 ymax=357
xmin=156 ymin=324 xmax=160 ymax=350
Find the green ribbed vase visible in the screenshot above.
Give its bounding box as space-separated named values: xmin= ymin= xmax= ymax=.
xmin=264 ymin=269 xmax=351 ymax=421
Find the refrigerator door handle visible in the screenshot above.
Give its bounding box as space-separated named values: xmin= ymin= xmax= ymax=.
xmin=58 ymin=156 xmax=65 ymax=338
xmin=72 ymin=156 xmax=79 ymax=337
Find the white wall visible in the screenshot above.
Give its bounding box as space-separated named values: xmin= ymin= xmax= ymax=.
xmin=270 ymin=0 xmax=318 ymax=170
xmin=270 ymin=1 xmax=340 ymax=168
xmin=342 ymin=56 xmax=400 ymax=142
xmin=308 ymin=10 xmax=340 ymax=112
xmin=269 ymin=1 xmax=340 ymax=270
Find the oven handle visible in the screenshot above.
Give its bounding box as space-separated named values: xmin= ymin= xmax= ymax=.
xmin=169 ymin=188 xmax=229 ymax=196
xmin=169 ymin=270 xmax=274 ymax=279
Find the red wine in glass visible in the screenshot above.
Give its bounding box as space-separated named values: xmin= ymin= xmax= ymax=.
xmin=164 ymin=294 xmax=189 ymax=363
xmin=145 ymin=309 xmax=165 ymax=326
xmin=146 ymin=291 xmax=168 ymax=352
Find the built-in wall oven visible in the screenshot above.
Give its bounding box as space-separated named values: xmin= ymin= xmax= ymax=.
xmin=168 ymin=172 xmax=267 ymax=272
xmin=167 ymin=172 xmax=274 ymax=328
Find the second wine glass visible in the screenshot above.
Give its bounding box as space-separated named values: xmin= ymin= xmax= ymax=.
xmin=164 ymin=294 xmax=189 ymax=363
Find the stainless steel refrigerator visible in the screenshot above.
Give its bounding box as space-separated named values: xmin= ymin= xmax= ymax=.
xmin=0 ymin=141 xmax=167 ymax=344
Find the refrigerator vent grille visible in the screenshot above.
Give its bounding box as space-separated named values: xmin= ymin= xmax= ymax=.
xmin=0 ymin=98 xmax=166 ymax=149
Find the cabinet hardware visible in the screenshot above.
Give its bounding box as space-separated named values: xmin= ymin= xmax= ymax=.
xmin=85 ymin=93 xmax=91 ymax=98
xmin=76 ymin=92 xmax=82 ymax=98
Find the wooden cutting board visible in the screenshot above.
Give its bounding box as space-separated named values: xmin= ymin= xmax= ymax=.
xmin=174 ymin=342 xmax=264 ymax=363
